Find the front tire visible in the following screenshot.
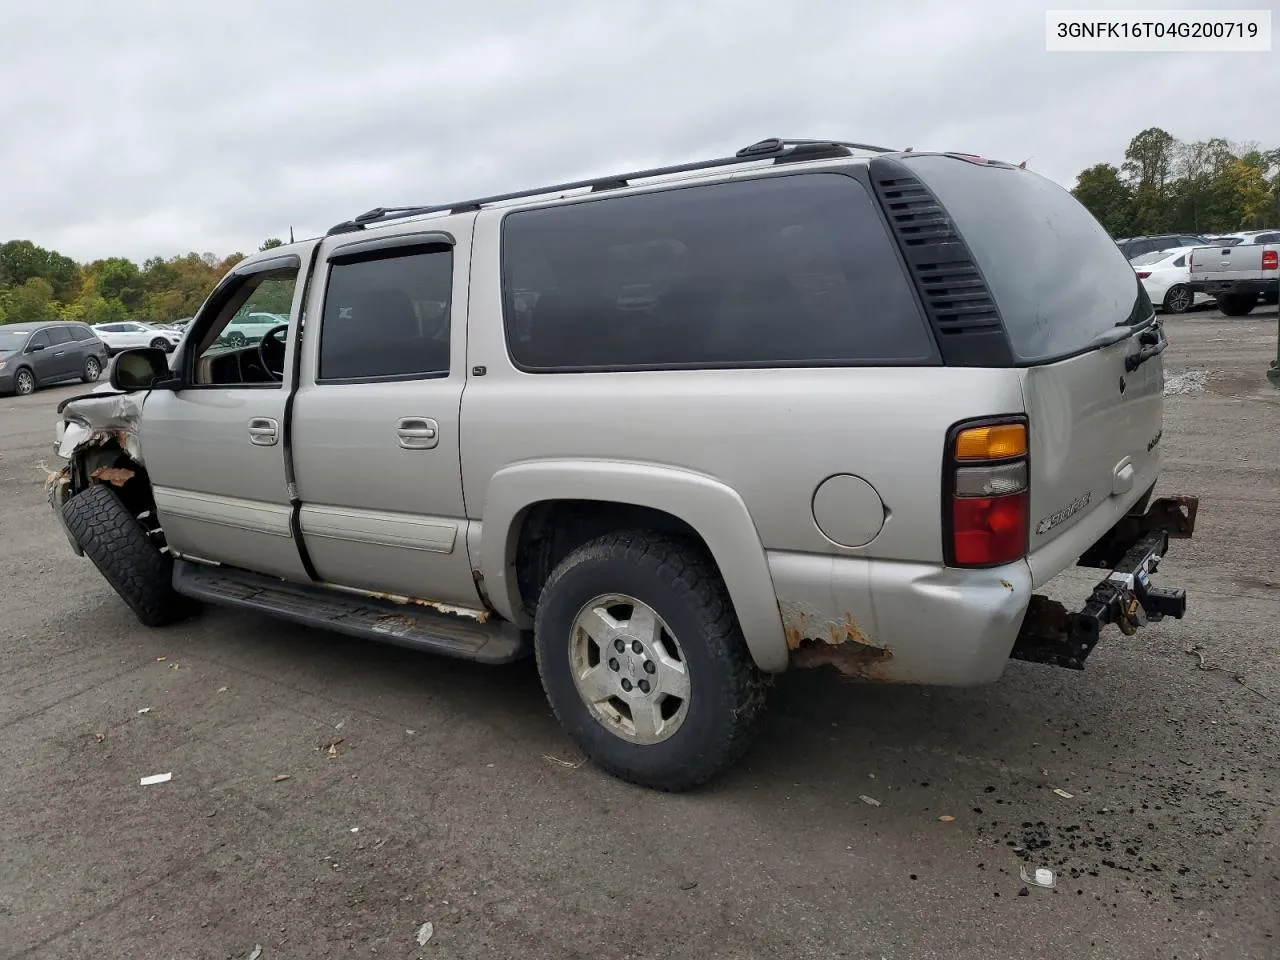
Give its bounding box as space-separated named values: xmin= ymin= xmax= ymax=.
xmin=62 ymin=483 xmax=192 ymax=627
xmin=226 ymin=331 xmax=246 ymax=347
xmin=1219 ymin=293 xmax=1257 ymax=317
xmin=13 ymin=367 xmax=35 ymax=396
xmin=82 ymin=356 xmax=101 ymax=383
xmin=1162 ymin=284 xmax=1193 ymax=314
xmin=533 ymin=531 xmax=768 ymax=791
xmin=150 ymin=337 xmax=169 ymax=351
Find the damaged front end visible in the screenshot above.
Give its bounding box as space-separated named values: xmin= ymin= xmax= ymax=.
xmin=1011 ymin=495 xmax=1199 ymax=670
xmin=46 ymin=390 xmax=147 ymax=556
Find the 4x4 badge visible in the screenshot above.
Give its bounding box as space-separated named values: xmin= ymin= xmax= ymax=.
xmin=1036 ymin=492 xmax=1092 ymax=535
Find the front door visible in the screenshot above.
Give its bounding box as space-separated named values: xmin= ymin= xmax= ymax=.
xmin=23 ymin=330 xmax=60 ymax=383
xmin=139 ymin=249 xmax=314 ymax=581
xmin=290 ymin=228 xmax=479 ymax=608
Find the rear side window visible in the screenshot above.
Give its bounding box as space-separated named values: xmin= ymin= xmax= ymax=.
xmin=501 ymin=173 xmax=935 ymax=371
xmin=1172 ymin=255 xmax=1186 ymax=268
xmin=68 ymin=325 xmax=94 ymax=341
xmin=318 ymin=247 xmax=452 ymax=383
xmin=46 ymin=326 xmax=73 ymax=345
xmin=903 ymin=156 xmax=1151 ymax=364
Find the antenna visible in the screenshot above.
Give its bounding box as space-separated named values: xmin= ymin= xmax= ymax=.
xmin=289 ymin=225 xmax=295 ymax=243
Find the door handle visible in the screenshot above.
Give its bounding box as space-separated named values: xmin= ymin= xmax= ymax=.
xmin=248 ymin=417 xmax=279 ymax=446
xmin=397 ymin=417 xmax=439 ymax=450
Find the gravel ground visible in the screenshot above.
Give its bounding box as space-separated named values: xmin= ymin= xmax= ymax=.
xmin=1 ymin=308 xmax=1277 ymax=959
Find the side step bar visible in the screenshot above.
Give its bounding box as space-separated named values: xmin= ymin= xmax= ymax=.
xmin=172 ymin=559 xmax=529 ymax=665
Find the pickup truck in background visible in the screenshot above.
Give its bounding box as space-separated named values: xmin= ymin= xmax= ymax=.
xmin=1187 ymin=232 xmax=1280 ymax=316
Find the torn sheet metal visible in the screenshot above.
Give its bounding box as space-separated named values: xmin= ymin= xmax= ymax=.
xmin=56 ymin=391 xmax=146 ymax=463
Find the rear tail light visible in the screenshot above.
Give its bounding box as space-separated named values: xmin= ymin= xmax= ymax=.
xmin=1187 ymin=251 xmax=1193 ymax=269
xmin=1263 ymin=250 xmax=1278 ymax=271
xmin=1136 ymin=271 xmax=1151 ymax=279
xmin=945 ymin=419 xmax=1029 ymax=567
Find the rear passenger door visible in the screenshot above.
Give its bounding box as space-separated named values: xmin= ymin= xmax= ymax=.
xmin=45 ymin=326 xmax=81 ymax=379
xmin=290 ymin=227 xmax=481 ymax=608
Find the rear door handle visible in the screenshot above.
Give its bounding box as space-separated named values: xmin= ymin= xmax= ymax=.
xmin=397 ymin=417 xmax=439 ymax=450
xmin=248 ymin=417 xmax=279 ymax=446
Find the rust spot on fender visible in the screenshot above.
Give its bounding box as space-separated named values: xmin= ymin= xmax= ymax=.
xmin=779 ymin=600 xmax=895 ymax=680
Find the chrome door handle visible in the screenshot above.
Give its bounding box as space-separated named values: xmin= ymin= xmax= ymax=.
xmin=248 ymin=417 xmax=279 ymax=446
xmin=397 ymin=417 xmax=439 ymax=450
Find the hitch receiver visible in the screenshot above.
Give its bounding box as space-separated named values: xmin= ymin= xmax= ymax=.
xmin=1011 ymin=496 xmax=1197 ymax=671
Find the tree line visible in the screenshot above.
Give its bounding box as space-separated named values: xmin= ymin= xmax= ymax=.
xmin=0 ymin=237 xmax=285 ymax=326
xmin=1072 ymin=127 xmax=1279 ymax=238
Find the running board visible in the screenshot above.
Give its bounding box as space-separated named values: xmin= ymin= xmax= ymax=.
xmin=172 ymin=559 xmax=528 ymax=664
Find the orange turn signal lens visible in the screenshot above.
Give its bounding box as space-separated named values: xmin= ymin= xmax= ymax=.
xmin=955 ymin=423 xmax=1027 ymax=461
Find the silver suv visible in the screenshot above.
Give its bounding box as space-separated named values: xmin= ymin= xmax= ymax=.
xmin=48 ymin=138 xmax=1198 ymax=790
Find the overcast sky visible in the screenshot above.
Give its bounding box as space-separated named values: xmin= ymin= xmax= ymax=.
xmin=1 ymin=0 xmax=1274 ymax=263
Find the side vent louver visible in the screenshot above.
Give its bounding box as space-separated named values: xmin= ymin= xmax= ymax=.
xmin=869 ymin=159 xmax=1014 ymax=367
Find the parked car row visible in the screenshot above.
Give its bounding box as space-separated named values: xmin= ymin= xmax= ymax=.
xmin=0 ymin=321 xmax=110 ymax=396
xmin=92 ymin=321 xmax=183 ymax=355
xmin=1122 ymin=229 xmax=1279 ymax=316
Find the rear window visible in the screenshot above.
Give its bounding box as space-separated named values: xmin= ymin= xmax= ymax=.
xmin=903 ymin=156 xmax=1152 ymax=363
xmin=500 ymin=173 xmax=936 ymax=371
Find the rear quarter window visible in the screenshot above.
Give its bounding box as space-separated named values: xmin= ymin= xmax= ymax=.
xmin=500 ymin=172 xmax=937 ymax=371
xmin=904 ymin=156 xmax=1152 ymax=363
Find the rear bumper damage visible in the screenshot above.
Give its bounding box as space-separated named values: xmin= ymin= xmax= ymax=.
xmin=1011 ymin=495 xmax=1198 ymax=670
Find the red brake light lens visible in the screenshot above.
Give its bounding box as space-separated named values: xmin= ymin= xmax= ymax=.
xmin=946 ymin=419 xmax=1030 ymax=567
xmin=1263 ymin=250 xmax=1278 ymax=270
xmin=1136 ymin=271 xmax=1151 ymax=279
xmin=952 ymin=494 xmax=1029 ymax=566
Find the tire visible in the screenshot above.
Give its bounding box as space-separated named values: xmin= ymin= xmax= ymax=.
xmin=1219 ymin=293 xmax=1257 ymax=317
xmin=82 ymin=356 xmax=101 ymax=383
xmin=1162 ymin=284 xmax=1193 ymax=314
xmin=150 ymin=337 xmax=169 ymax=350
xmin=13 ymin=367 xmax=36 ymax=396
xmin=533 ymin=530 xmax=768 ymax=791
xmin=62 ymin=483 xmax=193 ymax=627
xmin=226 ymin=331 xmax=246 ymax=347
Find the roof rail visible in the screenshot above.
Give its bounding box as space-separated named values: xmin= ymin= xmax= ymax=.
xmin=326 ymin=137 xmax=896 ymax=235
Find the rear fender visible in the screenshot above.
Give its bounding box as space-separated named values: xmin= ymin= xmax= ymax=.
xmin=480 ymin=459 xmax=790 ymax=672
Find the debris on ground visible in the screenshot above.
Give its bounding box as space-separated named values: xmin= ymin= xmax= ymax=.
xmin=217 ymin=686 xmax=228 ymax=693
xmin=1163 ymin=369 xmax=1208 ymax=396
xmin=137 ymin=707 xmax=151 ymax=715
xmin=93 ymin=732 xmax=105 ymax=743
xmin=1184 ymin=644 xmax=1278 ymax=703
xmin=320 ymin=737 xmax=344 ymax=758
xmin=1020 ymin=865 xmax=1057 ymax=888
xmin=273 ymin=774 xmax=292 ymax=783
xmin=859 ymin=795 xmax=881 ymax=807
xmin=679 ymin=880 xmax=698 ymax=891
xmin=139 ymin=772 xmax=172 ymax=786
xmin=1017 ymin=886 xmax=1030 ymax=897
xmin=542 ymin=755 xmax=584 ymax=769
xmin=247 ymin=946 xmax=263 ymax=960
xmin=1053 ymin=788 xmax=1074 ymax=799
xmin=938 ymin=815 xmax=955 ymax=822
xmin=416 ymin=921 xmax=434 ymax=945
xmin=350 ymin=827 xmax=359 ymax=833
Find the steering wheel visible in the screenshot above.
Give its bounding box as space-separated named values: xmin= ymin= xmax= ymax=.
xmin=258 ymin=324 xmax=290 ymax=381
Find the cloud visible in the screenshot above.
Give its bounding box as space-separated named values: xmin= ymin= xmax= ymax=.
xmin=1 ymin=0 xmax=1272 ymax=261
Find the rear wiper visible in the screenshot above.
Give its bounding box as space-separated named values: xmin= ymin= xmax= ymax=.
xmin=1125 ymin=320 xmax=1167 ymax=372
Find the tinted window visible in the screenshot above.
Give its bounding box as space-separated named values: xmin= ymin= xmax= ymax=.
xmin=501 ymin=173 xmax=934 ymax=371
xmin=27 ymin=330 xmax=51 ymax=350
xmin=319 ymin=247 xmax=452 ymax=382
xmin=903 ymin=156 xmax=1151 ymax=363
xmin=1255 ymin=233 xmax=1280 ymax=244
xmin=1173 ymin=255 xmax=1186 ymax=268
xmin=46 ymin=326 xmax=73 ymax=345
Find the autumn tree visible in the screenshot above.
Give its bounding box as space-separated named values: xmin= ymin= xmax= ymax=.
xmin=1072 ymin=163 xmax=1133 ymax=236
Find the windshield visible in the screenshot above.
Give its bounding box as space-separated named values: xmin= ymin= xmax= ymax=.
xmin=0 ymin=329 xmax=30 ymax=351
xmin=902 ymin=155 xmax=1152 ymax=363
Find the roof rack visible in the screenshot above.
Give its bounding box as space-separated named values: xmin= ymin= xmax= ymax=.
xmin=326 ymin=137 xmax=896 ymax=235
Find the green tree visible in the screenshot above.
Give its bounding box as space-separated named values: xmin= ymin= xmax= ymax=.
xmin=90 ymin=257 xmax=145 ymax=313
xmin=259 ymin=238 xmax=284 ymax=251
xmin=1072 ymin=163 xmax=1134 ymax=235
xmin=1122 ymin=127 xmax=1177 ymax=234
xmin=0 ymin=240 xmax=80 ymax=300
xmin=0 ymin=277 xmax=58 ymax=323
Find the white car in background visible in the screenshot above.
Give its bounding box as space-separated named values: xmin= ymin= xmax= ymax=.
xmin=1130 ymin=246 xmax=1213 ymax=314
xmin=91 ymin=321 xmax=184 ymax=354
xmin=218 ymin=312 xmax=289 ymax=347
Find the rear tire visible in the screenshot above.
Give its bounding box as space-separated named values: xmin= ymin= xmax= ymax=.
xmin=1219 ymin=293 xmax=1257 ymax=317
xmin=62 ymin=483 xmax=193 ymax=627
xmin=82 ymin=356 xmax=101 ymax=383
xmin=533 ymin=530 xmax=768 ymax=791
xmin=1162 ymin=284 xmax=1193 ymax=314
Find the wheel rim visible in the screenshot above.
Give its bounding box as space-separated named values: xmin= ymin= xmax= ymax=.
xmin=228 ymin=333 xmax=245 ymax=346
xmin=85 ymin=358 xmax=100 ymax=380
xmin=15 ymin=371 xmax=34 ymax=395
xmin=151 ymin=338 xmax=167 ymax=349
xmin=1167 ymin=287 xmax=1192 ymax=312
xmin=569 ymin=594 xmax=691 ymax=745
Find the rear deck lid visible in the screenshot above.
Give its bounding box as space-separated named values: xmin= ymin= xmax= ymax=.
xmin=894 ymin=154 xmax=1164 ymax=555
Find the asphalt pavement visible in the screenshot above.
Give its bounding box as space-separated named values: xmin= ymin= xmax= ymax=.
xmin=1 ymin=308 xmax=1277 ymax=959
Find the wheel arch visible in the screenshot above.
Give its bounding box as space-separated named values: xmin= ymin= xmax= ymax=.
xmin=479 ymin=460 xmax=790 ymax=672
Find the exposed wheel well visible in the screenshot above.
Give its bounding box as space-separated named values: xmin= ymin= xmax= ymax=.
xmin=513 ymin=500 xmax=716 ymax=617
xmin=68 ymin=441 xmax=162 ymax=536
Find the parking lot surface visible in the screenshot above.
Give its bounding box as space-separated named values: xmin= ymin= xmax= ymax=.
xmin=1 ymin=309 xmax=1278 ymax=959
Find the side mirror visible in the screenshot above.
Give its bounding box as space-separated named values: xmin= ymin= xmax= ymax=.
xmin=29 ymin=342 xmax=46 ymax=352
xmin=109 ymin=348 xmax=178 ymax=392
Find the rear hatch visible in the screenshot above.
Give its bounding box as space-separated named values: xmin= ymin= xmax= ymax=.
xmin=886 ymin=154 xmax=1165 ymax=568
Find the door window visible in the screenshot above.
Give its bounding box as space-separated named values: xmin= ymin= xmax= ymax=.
xmin=26 ymin=330 xmax=50 ymax=352
xmin=190 ymin=267 xmax=299 ymax=387
xmin=46 ymin=326 xmax=74 ymax=345
xmin=318 ymin=246 xmax=453 ymax=382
